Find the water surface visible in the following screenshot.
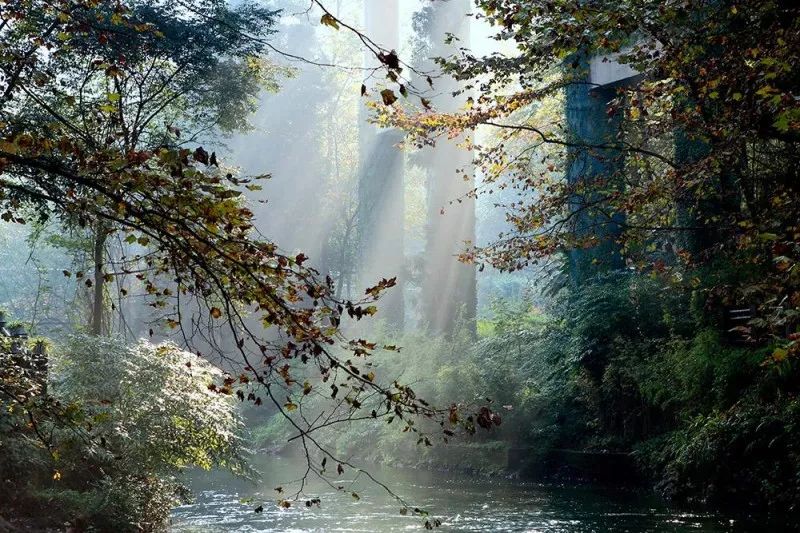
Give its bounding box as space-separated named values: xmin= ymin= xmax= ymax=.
xmin=171 ymin=455 xmax=743 ymax=532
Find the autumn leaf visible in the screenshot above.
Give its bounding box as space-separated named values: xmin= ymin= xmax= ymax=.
xmin=380 ymin=89 xmax=397 ymax=106
xmin=320 ymin=14 xmax=339 ymax=30
xmin=193 ymin=147 xmax=209 ymax=165
xmin=378 ymin=50 xmax=400 ymax=70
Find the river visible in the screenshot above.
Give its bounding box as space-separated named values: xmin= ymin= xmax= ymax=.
xmin=171 ymin=455 xmax=750 ymax=532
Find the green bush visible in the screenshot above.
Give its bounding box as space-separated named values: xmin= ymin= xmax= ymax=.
xmin=1 ymin=335 xmax=249 ymax=531
xmin=638 ymin=396 xmax=800 ymax=514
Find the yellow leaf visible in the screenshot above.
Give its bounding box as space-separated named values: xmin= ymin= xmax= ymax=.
xmin=772 ymin=348 xmax=788 ymax=362
xmin=320 ymin=14 xmax=339 ymax=30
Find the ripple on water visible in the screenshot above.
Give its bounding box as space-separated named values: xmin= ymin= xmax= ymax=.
xmin=171 ymin=458 xmax=736 ymax=533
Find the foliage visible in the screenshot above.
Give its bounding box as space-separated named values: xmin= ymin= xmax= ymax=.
xmin=51 ymin=335 xmax=248 ymax=474
xmin=305 ymin=268 xmax=800 ymax=519
xmin=640 ymin=395 xmax=800 ymax=513
xmin=0 ymin=1 xmax=506 ymax=521
xmin=1 ymin=334 xmax=248 ymax=530
xmin=472 ymin=275 xmax=800 ymax=516
xmin=330 ymin=0 xmax=800 ymax=515
xmin=377 ymin=0 xmax=800 ymax=344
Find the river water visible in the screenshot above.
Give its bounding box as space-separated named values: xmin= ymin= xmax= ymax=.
xmin=171 ymin=455 xmax=747 ymax=532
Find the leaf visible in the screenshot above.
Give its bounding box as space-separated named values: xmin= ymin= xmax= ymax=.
xmin=320 ymin=14 xmax=339 ymax=29
xmin=193 ymin=147 xmax=209 ymax=165
xmin=379 ymin=50 xmax=400 ymax=70
xmin=772 ymin=347 xmax=788 ymax=362
xmin=380 ymin=89 xmax=397 ymax=106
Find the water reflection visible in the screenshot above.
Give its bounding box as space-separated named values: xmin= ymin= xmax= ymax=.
xmin=171 ymin=456 xmax=737 ymax=532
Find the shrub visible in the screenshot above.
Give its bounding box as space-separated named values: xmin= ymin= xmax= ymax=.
xmin=1 ymin=335 xmax=248 ymax=531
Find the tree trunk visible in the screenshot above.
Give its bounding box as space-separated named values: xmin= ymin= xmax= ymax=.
xmin=420 ymin=0 xmax=477 ymax=337
xmin=357 ymin=0 xmax=405 ymax=330
xmin=564 ymin=58 xmax=626 ymax=285
xmin=91 ymin=221 xmax=107 ymax=335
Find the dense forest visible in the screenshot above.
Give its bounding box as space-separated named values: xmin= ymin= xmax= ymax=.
xmin=1 ymin=0 xmax=798 ymax=531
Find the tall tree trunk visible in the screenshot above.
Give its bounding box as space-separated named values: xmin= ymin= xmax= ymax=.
xmin=420 ymin=0 xmax=477 ymax=337
xmin=91 ymin=220 xmax=107 ymax=335
xmin=357 ymin=0 xmax=405 ymax=330
xmin=564 ymin=57 xmax=626 ymax=285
